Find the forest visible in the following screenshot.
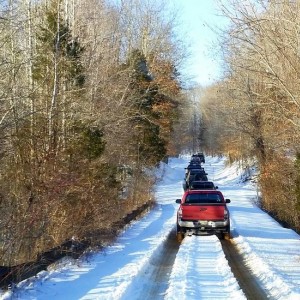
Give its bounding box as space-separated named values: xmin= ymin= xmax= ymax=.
xmin=200 ymin=0 xmax=300 ymax=234
xmin=0 ymin=0 xmax=193 ymax=266
xmin=0 ymin=0 xmax=299 ymax=268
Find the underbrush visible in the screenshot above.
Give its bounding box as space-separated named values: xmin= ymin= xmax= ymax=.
xmin=0 ymin=157 xmax=157 ymax=282
xmin=235 ymin=155 xmax=300 ymax=234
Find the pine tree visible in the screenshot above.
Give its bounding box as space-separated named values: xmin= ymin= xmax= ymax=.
xmin=125 ymin=49 xmax=167 ymax=166
xmin=33 ymin=0 xmax=85 ymax=152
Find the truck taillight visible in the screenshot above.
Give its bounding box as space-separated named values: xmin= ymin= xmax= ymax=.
xmin=178 ymin=208 xmax=182 ymax=219
xmin=224 ymin=209 xmax=228 ymax=220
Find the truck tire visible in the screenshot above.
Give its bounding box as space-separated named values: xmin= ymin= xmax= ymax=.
xmin=176 ymin=224 xmax=184 ymax=242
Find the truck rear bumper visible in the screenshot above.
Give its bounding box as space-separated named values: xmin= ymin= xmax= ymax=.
xmin=178 ymin=219 xmax=229 ymax=233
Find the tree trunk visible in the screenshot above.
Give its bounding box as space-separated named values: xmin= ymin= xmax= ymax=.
xmin=48 ymin=1 xmax=61 ymax=152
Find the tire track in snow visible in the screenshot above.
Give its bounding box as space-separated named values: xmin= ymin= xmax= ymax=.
xmin=165 ymin=235 xmax=246 ymax=300
xmin=120 ymin=228 xmax=180 ymax=300
xmin=221 ymin=238 xmax=269 ymax=300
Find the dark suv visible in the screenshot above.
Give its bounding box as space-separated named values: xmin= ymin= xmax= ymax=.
xmin=189 ymin=181 xmax=218 ymax=190
xmin=197 ymin=153 xmax=205 ymax=163
xmin=183 ymin=170 xmax=208 ymax=191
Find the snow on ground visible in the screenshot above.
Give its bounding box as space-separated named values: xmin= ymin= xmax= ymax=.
xmin=1 ymin=156 xmax=300 ymax=300
xmin=213 ymin=160 xmax=300 ymax=300
xmin=165 ymin=234 xmax=245 ymax=300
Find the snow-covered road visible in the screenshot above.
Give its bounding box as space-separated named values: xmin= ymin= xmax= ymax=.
xmin=165 ymin=234 xmax=245 ymax=300
xmin=1 ymin=156 xmax=300 ymax=300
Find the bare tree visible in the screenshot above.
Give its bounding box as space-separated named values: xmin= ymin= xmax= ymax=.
xmin=203 ymin=0 xmax=300 ymax=231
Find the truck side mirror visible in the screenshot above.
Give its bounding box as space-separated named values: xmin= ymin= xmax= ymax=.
xmin=176 ymin=199 xmax=181 ymax=204
xmin=225 ymin=199 xmax=231 ymax=203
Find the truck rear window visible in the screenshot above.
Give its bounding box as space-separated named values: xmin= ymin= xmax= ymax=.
xmin=185 ymin=193 xmax=222 ymax=204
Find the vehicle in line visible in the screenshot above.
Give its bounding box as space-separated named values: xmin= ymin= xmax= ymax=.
xmin=188 ymin=181 xmax=218 ymax=190
xmin=184 ymin=166 xmax=205 ymax=177
xmin=190 ymin=156 xmax=201 ymax=164
xmin=176 ymin=190 xmax=230 ymax=240
xmin=183 ymin=170 xmax=208 ymax=190
xmin=185 ymin=164 xmax=204 ymax=170
xmin=185 ymin=165 xmax=204 ymax=176
xmin=192 ymin=153 xmax=205 ymax=163
xmin=186 ymin=168 xmax=207 ymax=178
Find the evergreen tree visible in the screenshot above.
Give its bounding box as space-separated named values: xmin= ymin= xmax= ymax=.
xmin=33 ymin=0 xmax=85 ymax=152
xmin=126 ymin=49 xmax=167 ymax=166
xmin=33 ymin=2 xmax=84 ymax=88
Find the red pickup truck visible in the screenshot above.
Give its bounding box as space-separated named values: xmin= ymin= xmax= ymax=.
xmin=175 ymin=190 xmax=231 ymax=240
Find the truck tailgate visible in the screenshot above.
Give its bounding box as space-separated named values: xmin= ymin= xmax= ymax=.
xmin=181 ymin=204 xmax=225 ymax=220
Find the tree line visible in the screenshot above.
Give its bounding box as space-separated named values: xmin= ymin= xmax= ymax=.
xmin=199 ymin=0 xmax=300 ymax=232
xmin=0 ymin=0 xmax=192 ymax=266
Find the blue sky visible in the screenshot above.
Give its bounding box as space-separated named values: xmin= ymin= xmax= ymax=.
xmin=174 ymin=0 xmax=228 ymax=86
